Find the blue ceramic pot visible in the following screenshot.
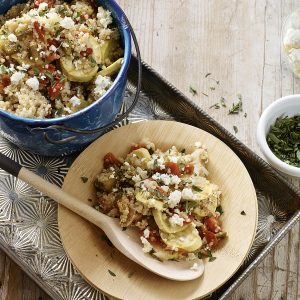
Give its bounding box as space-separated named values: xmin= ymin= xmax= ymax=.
xmin=0 ymin=0 xmax=132 ymax=156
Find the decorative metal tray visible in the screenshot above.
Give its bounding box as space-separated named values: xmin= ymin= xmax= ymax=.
xmin=0 ymin=58 xmax=299 ymax=300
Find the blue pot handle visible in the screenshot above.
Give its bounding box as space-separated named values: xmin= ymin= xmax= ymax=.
xmin=40 ymin=14 xmax=142 ymax=145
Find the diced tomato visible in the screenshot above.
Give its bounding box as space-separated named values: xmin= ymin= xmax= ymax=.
xmin=33 ymin=21 xmax=45 ymax=42
xmin=184 ymin=163 xmax=194 ymax=174
xmin=130 ymin=143 xmax=147 ymax=152
xmin=1 ymin=75 xmax=11 ymax=87
xmin=47 ymin=39 xmax=59 ymax=47
xmin=80 ymin=48 xmax=93 ymax=57
xmin=148 ymin=230 xmax=166 ymax=248
xmin=48 ymin=82 xmax=64 ymax=99
xmin=103 ymin=152 xmax=122 ymax=168
xmin=202 ymin=230 xmax=218 ymax=248
xmin=204 ymin=217 xmax=219 ymax=233
xmin=165 ymin=162 xmax=181 ymax=177
xmin=44 ymin=64 xmax=56 ymax=73
xmin=46 ymin=53 xmax=60 ymax=63
xmin=34 ymin=0 xmax=53 ymax=8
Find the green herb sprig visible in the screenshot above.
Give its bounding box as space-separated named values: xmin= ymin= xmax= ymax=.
xmin=266 ymin=115 xmax=300 ymax=167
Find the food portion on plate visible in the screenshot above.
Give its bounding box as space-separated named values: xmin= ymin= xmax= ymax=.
xmin=94 ymin=140 xmax=227 ymax=262
xmin=0 ymin=0 xmax=123 ymax=118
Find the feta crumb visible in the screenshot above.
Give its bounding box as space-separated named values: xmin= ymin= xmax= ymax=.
xmin=8 ymin=34 xmax=17 ymax=42
xmin=97 ymin=7 xmax=112 ymax=28
xmin=170 ymin=175 xmax=181 ymax=185
xmin=169 ymin=214 xmax=184 ymax=226
xmin=60 ymin=17 xmax=75 ymax=29
xmin=10 ymin=72 xmax=25 ymax=85
xmin=143 ymin=227 xmax=150 ymax=239
xmin=38 ymin=2 xmax=48 ymax=11
xmin=167 ymin=190 xmax=182 ymax=208
xmin=26 ymin=76 xmax=39 ymax=91
xmin=140 ymin=236 xmax=152 ymax=253
xmin=160 ymin=185 xmax=169 ymax=193
xmin=16 ymin=64 xmax=30 ymax=71
xmin=132 ymin=174 xmax=141 ymax=183
xmin=169 ymin=156 xmax=178 ymax=163
xmin=160 ymin=174 xmax=171 ymax=185
xmin=181 ymin=188 xmax=194 ymax=200
xmin=94 ymin=75 xmax=112 ymax=97
xmin=49 ymin=45 xmax=57 ymax=52
xmin=69 ymin=96 xmax=81 ymax=107
xmin=190 ymin=263 xmax=199 ymax=271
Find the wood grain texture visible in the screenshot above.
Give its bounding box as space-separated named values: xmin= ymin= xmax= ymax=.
xmin=58 ymin=121 xmax=257 ymax=300
xmin=0 ymin=0 xmax=299 ymax=299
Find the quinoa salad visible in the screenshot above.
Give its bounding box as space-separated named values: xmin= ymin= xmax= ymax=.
xmin=94 ymin=140 xmax=227 ymax=262
xmin=0 ymin=0 xmax=123 ymax=118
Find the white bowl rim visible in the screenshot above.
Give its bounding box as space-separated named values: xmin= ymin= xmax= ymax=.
xmin=257 ymin=94 xmax=300 ymax=177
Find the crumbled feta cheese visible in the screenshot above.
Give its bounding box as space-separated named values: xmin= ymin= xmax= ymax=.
xmin=160 ymin=174 xmax=171 ymax=185
xmin=169 ymin=214 xmax=184 ymax=226
xmin=136 ymin=167 xmax=148 ymax=179
xmin=170 ymin=175 xmax=181 ymax=185
xmin=132 ymin=175 xmax=141 ymax=183
xmin=8 ymin=34 xmax=17 ymax=42
xmin=169 ymin=156 xmax=178 ymax=163
xmin=10 ymin=72 xmax=25 ymax=85
xmin=181 ymin=188 xmax=194 ymax=200
xmin=16 ymin=64 xmax=30 ymax=71
xmin=167 ymin=190 xmax=182 ymax=208
xmin=97 ymin=7 xmax=112 ymax=28
xmin=160 ymin=185 xmax=169 ymax=193
xmin=143 ymin=227 xmax=150 ymax=239
xmin=124 ymin=161 xmax=130 ymax=166
xmin=140 ymin=236 xmax=152 ymax=253
xmin=190 ymin=263 xmax=199 ymax=271
xmin=40 ymin=75 xmax=46 ymax=80
xmin=94 ymin=75 xmax=112 ymax=97
xmin=64 ymin=107 xmax=73 ymax=114
xmin=26 ymin=77 xmax=39 ymax=91
xmin=38 ymin=2 xmax=48 ymax=11
xmin=49 ymin=45 xmax=57 ymax=52
xmin=69 ymin=96 xmax=81 ymax=107
xmin=60 ymin=17 xmax=75 ymax=29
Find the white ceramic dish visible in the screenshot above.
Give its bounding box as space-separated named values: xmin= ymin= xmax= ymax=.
xmin=257 ymin=94 xmax=300 ymax=177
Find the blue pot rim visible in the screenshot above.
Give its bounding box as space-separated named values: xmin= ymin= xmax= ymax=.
xmin=0 ymin=0 xmax=132 ymax=126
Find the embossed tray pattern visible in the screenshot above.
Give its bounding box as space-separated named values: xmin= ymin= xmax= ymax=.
xmin=0 ymin=59 xmax=299 ymax=300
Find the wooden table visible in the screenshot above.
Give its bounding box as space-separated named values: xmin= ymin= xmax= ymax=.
xmin=0 ymin=0 xmax=300 ymax=299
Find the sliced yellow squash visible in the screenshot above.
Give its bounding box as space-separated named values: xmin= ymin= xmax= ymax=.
xmin=152 ymin=246 xmax=180 ymax=261
xmin=160 ymin=225 xmax=202 ymax=252
xmin=153 ymin=209 xmax=189 ymax=234
xmin=60 ymin=56 xmax=98 ymax=82
xmin=135 ymin=192 xmax=164 ymax=211
xmin=99 ymin=58 xmax=123 ymax=77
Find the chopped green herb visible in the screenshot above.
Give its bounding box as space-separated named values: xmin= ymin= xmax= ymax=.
xmin=180 ymin=148 xmax=186 ymax=154
xmin=148 ymin=148 xmax=154 ymax=155
xmin=266 ymin=115 xmax=300 ymax=167
xmin=128 ymin=271 xmax=134 ymax=278
xmin=206 ymin=249 xmax=216 ymax=262
xmin=185 ymin=201 xmax=198 ymax=213
xmin=101 ymin=235 xmax=114 ymax=247
xmin=89 ymin=56 xmax=97 ymax=67
xmin=44 ymin=71 xmax=54 ymax=82
xmin=216 ymin=205 xmax=224 ymax=215
xmin=244 ymin=112 xmax=247 ymax=118
xmin=189 ymin=86 xmax=198 ymax=96
xmin=108 ymin=270 xmax=116 ymax=277
xmin=209 ymin=86 xmax=216 ymax=91
xmin=192 ymin=185 xmax=202 ymax=192
xmin=153 ymin=158 xmax=158 ymax=167
xmin=229 ymin=95 xmax=243 ymax=114
xmin=205 ymin=73 xmax=211 ymax=78
xmin=220 ymin=97 xmax=226 ymax=107
xmin=32 ymin=67 xmax=40 ymax=76
xmin=209 ymin=103 xmax=220 ymax=109
xmin=81 ymin=176 xmax=88 ymax=183
xmin=233 ymin=125 xmax=238 ymax=134
xmin=209 ymin=256 xmax=217 ymax=262
xmin=241 ymin=210 xmax=246 ymax=215
xmin=202 ymin=92 xmax=209 ymax=97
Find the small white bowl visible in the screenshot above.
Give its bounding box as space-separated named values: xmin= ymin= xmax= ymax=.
xmin=257 ymin=94 xmax=300 ymax=177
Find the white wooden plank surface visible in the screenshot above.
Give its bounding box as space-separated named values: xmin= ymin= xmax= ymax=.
xmin=116 ymin=1 xmax=300 ymax=299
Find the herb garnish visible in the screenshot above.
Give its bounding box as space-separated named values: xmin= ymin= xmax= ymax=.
xmin=233 ymin=125 xmax=238 ymax=134
xmin=44 ymin=71 xmax=54 ymax=82
xmin=180 ymin=148 xmax=186 ymax=154
xmin=89 ymin=56 xmax=97 ymax=67
xmin=128 ymin=271 xmax=134 ymax=278
xmin=185 ymin=201 xmax=198 ymax=213
xmin=220 ymin=97 xmax=226 ymax=107
xmin=216 ymin=205 xmax=224 ymax=215
xmin=209 ymin=103 xmax=220 ymax=109
xmin=189 ymin=86 xmax=198 ymax=96
xmin=209 ymin=86 xmax=216 ymax=91
xmin=205 ymin=73 xmax=211 ymax=78
xmin=192 ymin=185 xmax=202 ymax=192
xmin=202 ymin=92 xmax=208 ymax=97
xmin=81 ymin=176 xmax=88 ymax=183
xmin=266 ymin=115 xmax=300 ymax=167
xmin=108 ymin=270 xmax=116 ymax=277
xmin=207 ymin=249 xmax=216 ymax=262
xmin=241 ymin=210 xmax=246 ymax=215
xmin=229 ymin=94 xmax=243 ymax=114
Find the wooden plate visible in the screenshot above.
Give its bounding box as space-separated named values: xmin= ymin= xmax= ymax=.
xmin=58 ymin=120 xmax=257 ymax=300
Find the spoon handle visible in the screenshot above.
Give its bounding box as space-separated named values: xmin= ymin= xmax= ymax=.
xmin=0 ymin=152 xmax=105 ymax=228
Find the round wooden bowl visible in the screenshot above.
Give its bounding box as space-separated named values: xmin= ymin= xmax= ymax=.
xmin=58 ymin=120 xmax=258 ymax=300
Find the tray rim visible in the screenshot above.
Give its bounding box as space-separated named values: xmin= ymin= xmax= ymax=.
xmin=0 ymin=57 xmax=299 ymax=299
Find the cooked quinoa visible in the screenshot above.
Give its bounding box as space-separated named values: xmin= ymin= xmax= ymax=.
xmin=94 ymin=140 xmax=227 ymax=262
xmin=0 ymin=0 xmax=123 ymax=118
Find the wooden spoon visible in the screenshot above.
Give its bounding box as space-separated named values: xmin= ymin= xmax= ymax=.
xmin=0 ymin=152 xmax=204 ymax=281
